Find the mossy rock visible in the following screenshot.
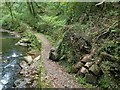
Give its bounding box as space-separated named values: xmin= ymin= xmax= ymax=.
xmin=89 ymin=64 xmax=102 ymax=76
xmin=27 ymin=50 xmax=40 ymax=59
xmin=85 ymin=73 xmax=97 ymax=85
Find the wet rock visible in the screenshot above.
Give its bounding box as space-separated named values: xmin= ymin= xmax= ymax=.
xmin=20 ymin=61 xmax=27 ymax=68
xmin=19 ymin=55 xmax=39 ymax=88
xmin=14 ymin=79 xmax=23 ymax=87
xmin=15 ymin=78 xmax=31 ymax=88
xmin=85 ymin=73 xmax=97 ymax=84
xmin=0 ymin=82 xmax=4 ymax=90
xmin=15 ymin=38 xmax=29 ymax=47
xmin=24 ymin=56 xmax=33 ymax=65
xmin=15 ymin=42 xmax=28 ymax=47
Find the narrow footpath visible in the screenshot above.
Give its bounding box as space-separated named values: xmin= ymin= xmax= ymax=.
xmin=33 ymin=32 xmax=82 ymax=88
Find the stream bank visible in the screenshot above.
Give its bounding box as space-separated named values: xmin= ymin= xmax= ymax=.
xmin=0 ymin=29 xmax=41 ymax=89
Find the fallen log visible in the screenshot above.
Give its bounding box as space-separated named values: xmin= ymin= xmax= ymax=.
xmin=81 ymin=47 xmax=96 ymax=63
xmin=100 ymin=52 xmax=118 ymax=62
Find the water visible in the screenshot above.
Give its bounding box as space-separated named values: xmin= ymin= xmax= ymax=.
xmin=0 ymin=32 xmax=28 ymax=90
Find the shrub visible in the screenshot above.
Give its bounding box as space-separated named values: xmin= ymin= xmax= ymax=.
xmin=22 ymin=31 xmax=41 ymax=50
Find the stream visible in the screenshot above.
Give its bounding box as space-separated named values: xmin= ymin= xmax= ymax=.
xmin=0 ymin=31 xmax=28 ymax=90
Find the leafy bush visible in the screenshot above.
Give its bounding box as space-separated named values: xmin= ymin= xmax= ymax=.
xmin=100 ymin=41 xmax=120 ymax=58
xmin=76 ymin=76 xmax=94 ymax=88
xmin=2 ymin=17 xmax=20 ymax=31
xmin=22 ymin=31 xmax=41 ymax=50
xmin=98 ymin=75 xmax=110 ymax=89
xmin=36 ymin=15 xmax=65 ymax=34
xmin=17 ymin=23 xmax=32 ymax=33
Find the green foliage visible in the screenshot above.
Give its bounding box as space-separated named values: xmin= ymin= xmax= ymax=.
xmin=1 ymin=2 xmax=119 ymax=89
xmin=76 ymin=76 xmax=94 ymax=88
xmin=22 ymin=31 xmax=41 ymax=50
xmin=77 ymin=76 xmax=86 ymax=85
xmin=72 ymin=23 xmax=89 ymax=34
xmin=98 ymin=75 xmax=110 ymax=89
xmin=16 ymin=23 xmax=31 ymax=33
xmin=106 ymin=10 xmax=118 ymax=16
xmin=2 ymin=17 xmax=20 ymax=31
xmin=100 ymin=41 xmax=120 ymax=58
xmin=36 ymin=15 xmax=65 ymax=34
xmin=59 ymin=59 xmax=73 ymax=73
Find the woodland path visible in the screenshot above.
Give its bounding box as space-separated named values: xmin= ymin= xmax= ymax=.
xmin=33 ymin=31 xmax=82 ymax=88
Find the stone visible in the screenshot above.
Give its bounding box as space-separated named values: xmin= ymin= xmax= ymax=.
xmin=15 ymin=42 xmax=27 ymax=47
xmin=20 ymin=61 xmax=27 ymax=68
xmin=15 ymin=38 xmax=29 ymax=47
xmin=81 ymin=54 xmax=92 ymax=63
xmin=16 ymin=78 xmax=31 ymax=88
xmin=77 ymin=67 xmax=88 ymax=76
xmin=73 ymin=62 xmax=84 ymax=73
xmin=89 ymin=64 xmax=101 ymax=76
xmin=49 ymin=48 xmax=58 ymax=61
xmin=19 ymin=43 xmax=28 ymax=47
xmin=27 ymin=50 xmax=40 ymax=59
xmin=33 ymin=55 xmax=40 ymax=61
xmin=85 ymin=73 xmax=97 ymax=84
xmin=84 ymin=61 xmax=94 ymax=68
xmin=14 ymin=79 xmax=23 ymax=87
xmin=32 ymin=80 xmax=38 ymax=87
xmin=80 ymin=67 xmax=88 ymax=74
xmin=24 ymin=56 xmax=33 ymax=65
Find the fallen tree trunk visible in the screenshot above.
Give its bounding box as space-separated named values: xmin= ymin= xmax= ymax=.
xmin=81 ymin=47 xmax=96 ymax=63
xmin=100 ymin=52 xmax=118 ymax=62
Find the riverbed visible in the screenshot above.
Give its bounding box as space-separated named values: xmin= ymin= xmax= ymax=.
xmin=0 ymin=31 xmax=28 ymax=90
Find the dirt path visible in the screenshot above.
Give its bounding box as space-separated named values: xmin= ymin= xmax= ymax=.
xmin=34 ymin=32 xmax=82 ymax=88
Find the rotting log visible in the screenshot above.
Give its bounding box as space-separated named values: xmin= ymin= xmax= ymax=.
xmin=100 ymin=52 xmax=118 ymax=62
xmin=81 ymin=47 xmax=96 ymax=63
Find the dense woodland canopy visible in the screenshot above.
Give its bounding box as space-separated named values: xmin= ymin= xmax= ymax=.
xmin=1 ymin=2 xmax=120 ymax=89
